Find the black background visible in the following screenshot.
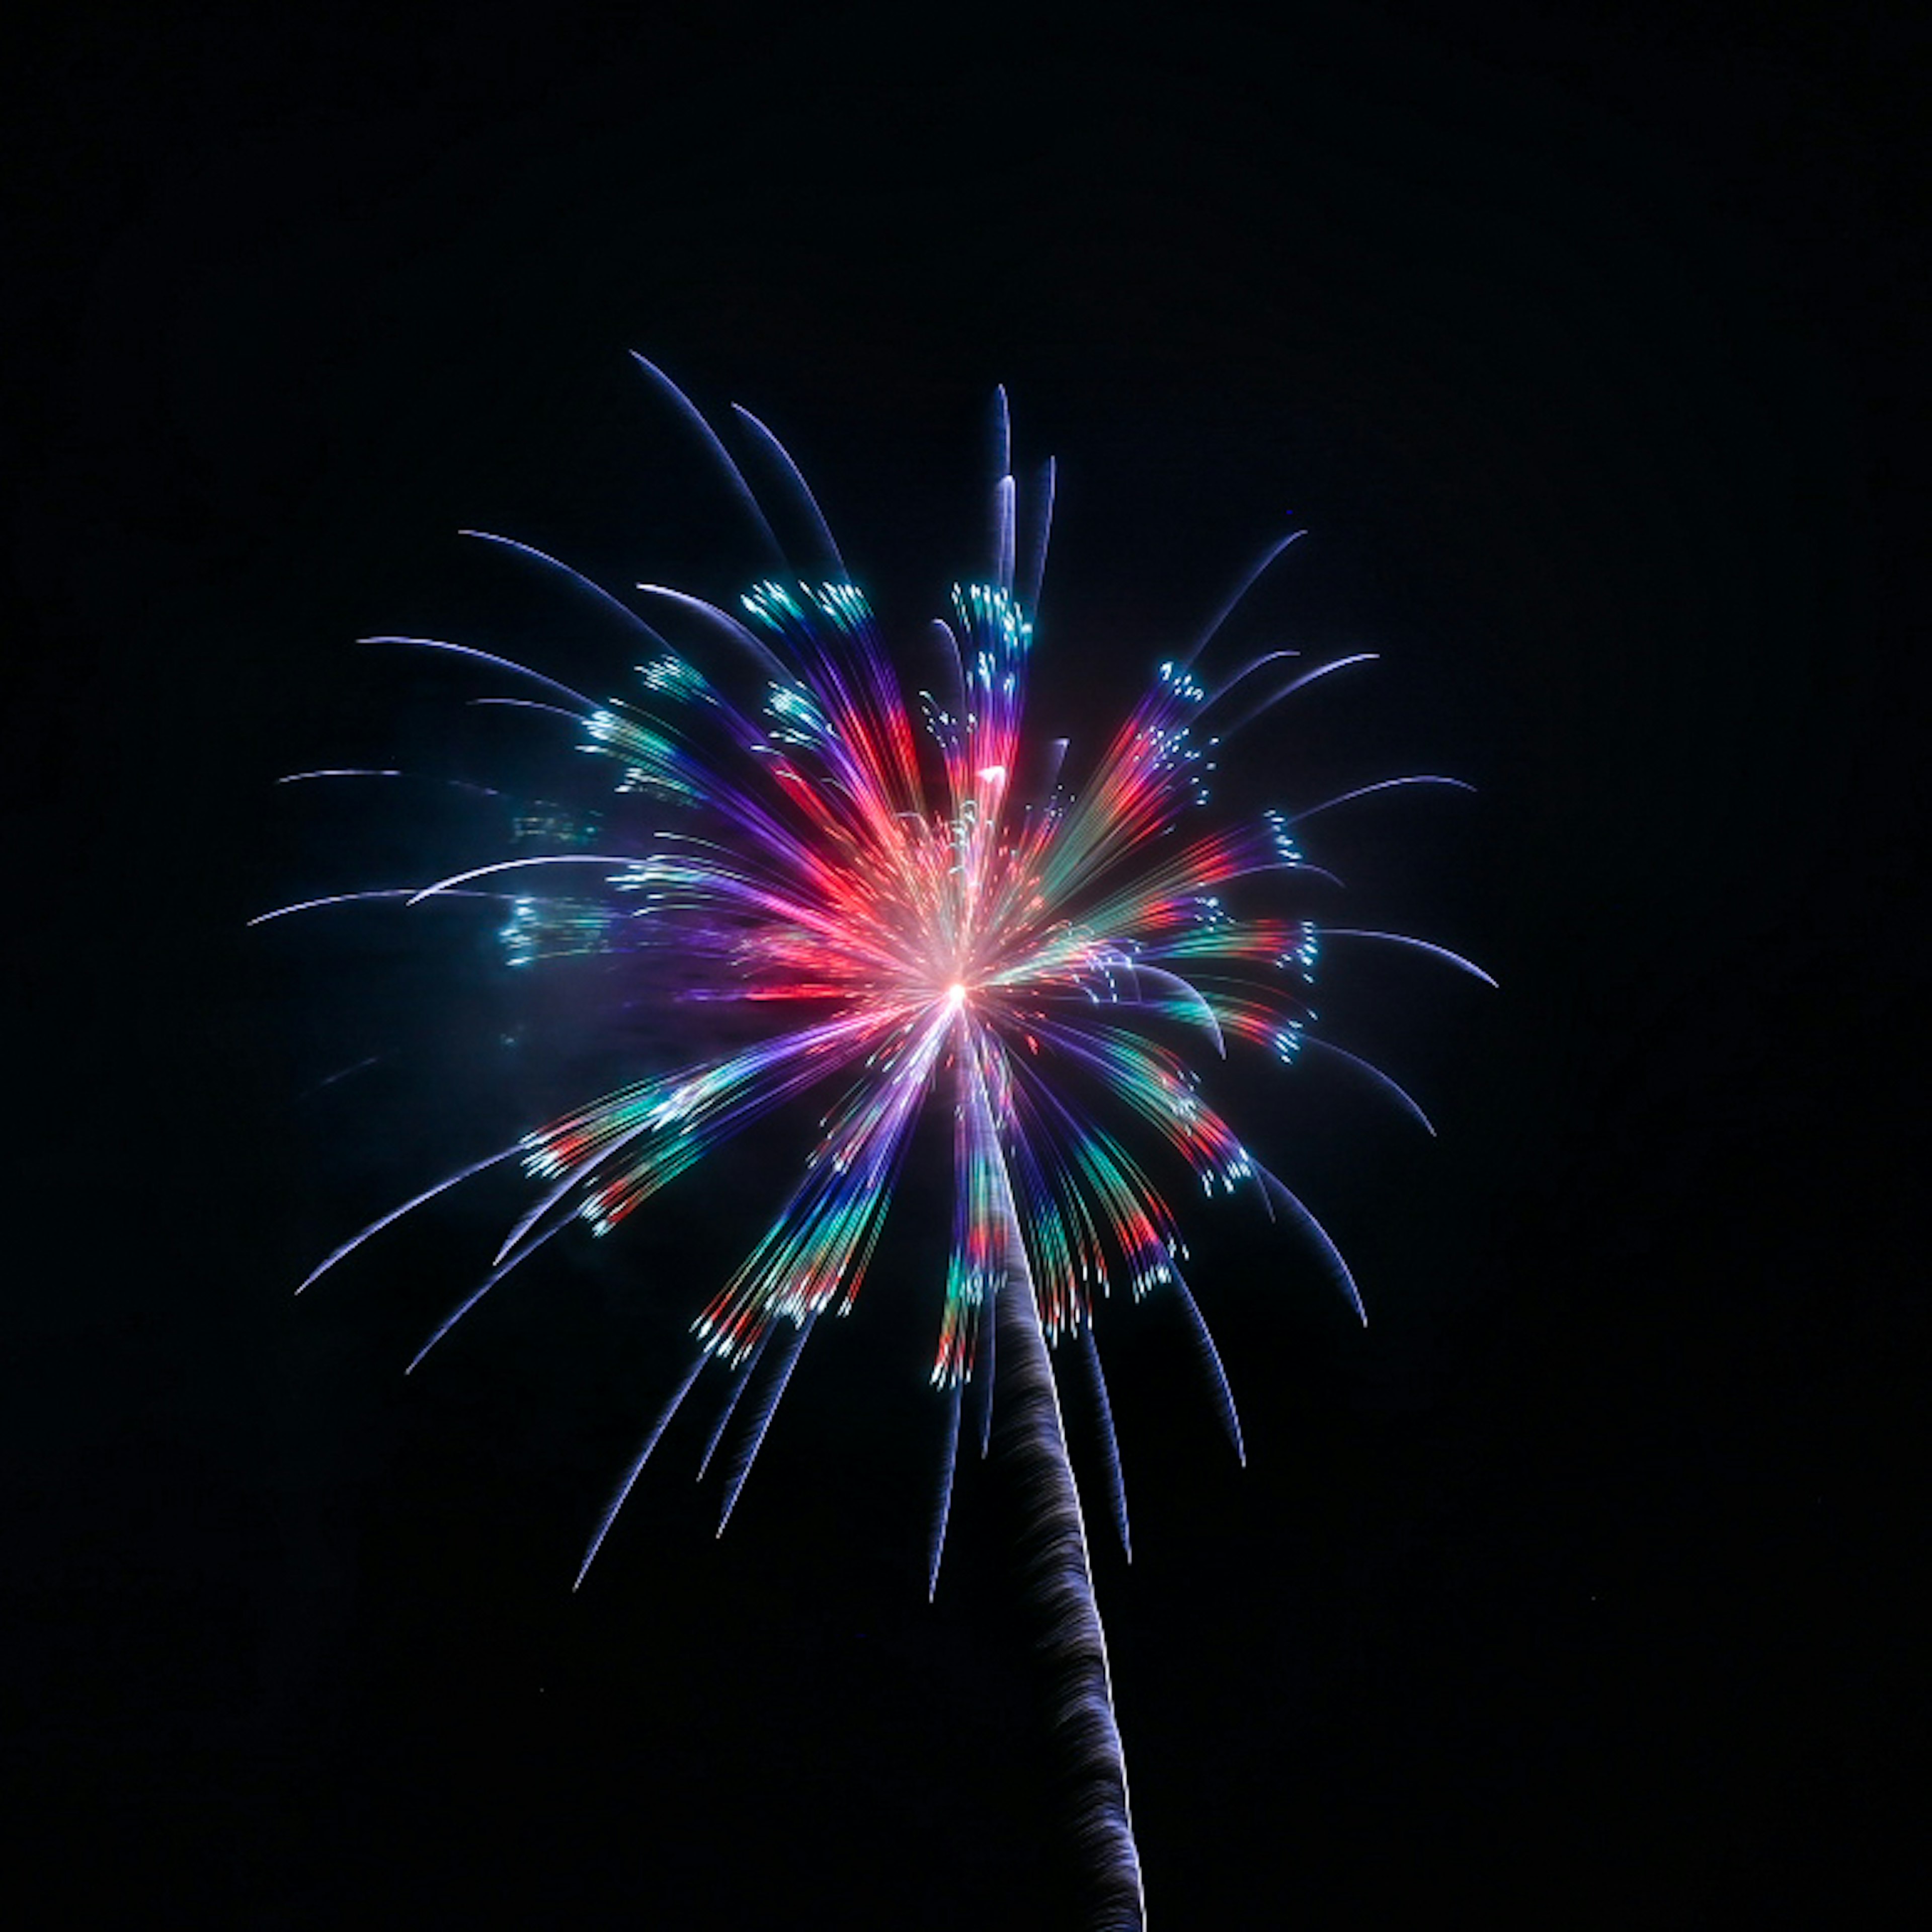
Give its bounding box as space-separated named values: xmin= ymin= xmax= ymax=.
xmin=5 ymin=2 xmax=1920 ymax=1925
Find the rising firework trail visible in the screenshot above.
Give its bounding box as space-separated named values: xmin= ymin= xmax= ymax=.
xmin=264 ymin=356 xmax=1490 ymax=1926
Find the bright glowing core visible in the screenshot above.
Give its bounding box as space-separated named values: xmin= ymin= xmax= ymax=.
xmin=945 ymin=982 xmax=968 ymax=1008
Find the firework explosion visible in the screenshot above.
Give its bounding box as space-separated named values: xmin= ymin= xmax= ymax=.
xmin=266 ymin=359 xmax=1489 ymax=1927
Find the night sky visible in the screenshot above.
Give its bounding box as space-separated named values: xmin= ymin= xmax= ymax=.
xmin=6 ymin=3 xmax=1919 ymax=1925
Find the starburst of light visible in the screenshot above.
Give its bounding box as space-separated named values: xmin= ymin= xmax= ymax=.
xmin=262 ymin=360 xmax=1489 ymax=1928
